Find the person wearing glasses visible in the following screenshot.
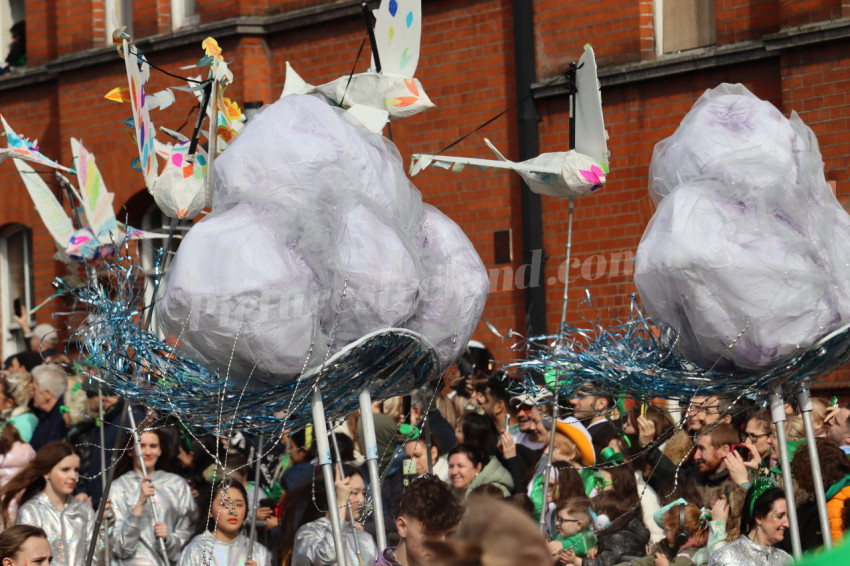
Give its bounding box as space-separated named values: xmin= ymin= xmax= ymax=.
xmin=547 ymin=497 xmax=597 ymax=565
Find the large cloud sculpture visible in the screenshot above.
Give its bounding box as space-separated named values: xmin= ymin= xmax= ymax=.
xmin=156 ymin=94 xmax=489 ymax=389
xmin=636 ymin=84 xmax=850 ymax=370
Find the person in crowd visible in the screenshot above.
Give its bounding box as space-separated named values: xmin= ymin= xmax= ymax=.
xmin=0 ymin=421 xmax=35 ymax=528
xmin=410 ymin=388 xmax=456 ymax=454
xmin=110 ymin=427 xmax=197 ymax=566
xmin=178 ymin=481 xmax=271 ymax=566
xmin=0 ymin=379 xmax=36 ymax=443
xmin=376 ymin=474 xmax=464 ymax=566
xmin=1 ymin=441 xmax=103 ymax=565
xmin=548 ymin=497 xmax=596 ymax=564
xmin=2 ymin=352 xmax=42 ymax=374
xmin=0 ymin=524 xmax=51 ymax=566
xmin=625 ymin=502 xmax=708 ymax=566
xmin=447 ymin=443 xmax=512 ymax=498
xmin=13 ymin=316 xmax=58 ymax=359
xmin=460 ymin=413 xmax=520 ymax=493
xmin=631 ymin=404 xmax=695 ymax=493
xmin=358 ymin=412 xmax=404 ymax=543
xmin=605 ymin=438 xmax=663 ymax=544
xmin=789 ymin=438 xmax=850 ymax=550
xmin=707 ymin=485 xmax=792 ymax=566
xmin=282 ymin=463 xmax=376 ymax=566
xmin=281 ymin=428 xmax=316 ymax=492
xmin=0 ymin=21 xmax=25 ymax=74
xmin=688 ymin=424 xmax=740 ymax=495
xmin=28 ymin=365 xmax=68 ymax=451
xmin=824 ymin=402 xmax=850 ymax=454
xmin=403 ymin=434 xmax=448 ymax=482
xmin=702 ymin=484 xmax=747 ymax=554
xmin=741 ymin=411 xmax=774 ymax=468
xmin=569 ymin=386 xmax=618 ymax=458
xmin=473 ymin=375 xmax=515 ymax=434
xmin=784 ymin=416 xmax=804 ymax=442
xmin=510 ymin=390 xmax=551 ymax=451
xmin=425 ymin=496 xmax=550 ymax=566
xmin=578 ymin=488 xmax=648 ymax=566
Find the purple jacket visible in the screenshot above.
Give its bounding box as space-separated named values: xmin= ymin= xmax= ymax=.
xmin=374 ymin=547 xmax=401 ymax=566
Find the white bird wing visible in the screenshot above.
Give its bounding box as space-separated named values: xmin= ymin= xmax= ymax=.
xmin=12 ymin=158 xmax=74 ymax=249
xmin=410 ymin=153 xmax=521 ymax=176
xmin=71 ymin=138 xmax=120 ymax=243
xmin=372 ymin=0 xmax=421 ymax=77
xmin=575 ymin=44 xmax=609 ymax=172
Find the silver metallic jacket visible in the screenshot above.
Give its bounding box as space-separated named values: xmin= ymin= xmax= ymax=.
xmin=111 ymin=470 xmax=197 ymax=566
xmin=291 ymin=518 xmax=376 ymax=566
xmin=707 ymin=534 xmax=793 ymax=566
xmin=178 ymin=533 xmax=271 ymax=566
xmin=17 ymin=492 xmax=106 ymax=566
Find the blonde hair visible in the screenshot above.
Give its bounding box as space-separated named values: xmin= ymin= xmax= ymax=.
xmin=785 ymin=416 xmax=804 ymax=441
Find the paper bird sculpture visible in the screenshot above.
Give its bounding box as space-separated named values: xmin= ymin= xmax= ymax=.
xmin=8 ymin=131 xmax=161 ymax=262
xmin=281 ymin=0 xmax=433 ymax=133
xmin=109 ymin=35 xmax=241 ymax=220
xmin=410 ymin=45 xmax=609 ymax=200
xmin=0 ymin=115 xmax=75 ymax=174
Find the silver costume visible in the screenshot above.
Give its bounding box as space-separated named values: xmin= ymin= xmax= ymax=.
xmin=17 ymin=492 xmax=106 ymax=566
xmin=111 ymin=470 xmax=197 ymax=566
xmin=291 ymin=518 xmax=377 ymax=566
xmin=178 ymin=533 xmax=271 ymax=566
xmin=707 ymin=535 xmax=793 ymax=566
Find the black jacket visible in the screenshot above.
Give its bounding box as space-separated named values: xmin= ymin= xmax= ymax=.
xmin=582 ymin=515 xmax=649 ymax=566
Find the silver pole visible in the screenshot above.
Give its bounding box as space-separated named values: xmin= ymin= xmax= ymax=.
xmin=330 ymin=430 xmax=364 ymax=566
xmin=559 ymin=198 xmax=576 ymax=333
xmin=358 ymin=388 xmax=387 ymax=552
xmin=769 ymin=383 xmax=801 ymax=558
xmin=247 ymin=434 xmax=264 ymax=559
xmin=796 ymin=388 xmax=832 ymax=549
xmin=97 ymin=389 xmax=110 ymax=562
xmin=312 ymin=386 xmax=349 ymax=566
xmin=538 ymin=390 xmax=559 ymax=533
xmin=126 ymin=409 xmax=170 ymax=561
xmin=422 ymin=419 xmax=434 ymax=475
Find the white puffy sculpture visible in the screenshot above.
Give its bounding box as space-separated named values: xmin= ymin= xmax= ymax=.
xmin=636 ymin=84 xmax=850 ymax=370
xmin=156 ymin=94 xmax=489 ymax=389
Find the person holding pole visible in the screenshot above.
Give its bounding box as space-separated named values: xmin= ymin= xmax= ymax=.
xmin=110 ymin=427 xmax=196 ymax=566
xmin=178 ymin=481 xmax=271 ymax=566
xmin=0 ymin=441 xmax=105 ymax=565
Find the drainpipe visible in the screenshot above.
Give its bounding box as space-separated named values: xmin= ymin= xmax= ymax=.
xmin=512 ymin=0 xmax=547 ymax=337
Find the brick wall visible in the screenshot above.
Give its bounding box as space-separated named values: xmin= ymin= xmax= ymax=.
xmin=716 ymin=0 xmax=779 ymax=44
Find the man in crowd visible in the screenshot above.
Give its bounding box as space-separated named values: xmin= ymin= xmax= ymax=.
xmin=29 ymin=363 xmax=68 ymax=450
xmin=376 ymin=474 xmax=464 ymax=566
xmin=569 ymin=385 xmax=617 ymax=458
xmin=825 ymin=402 xmax=850 ymax=454
xmin=688 ymin=422 xmax=740 ymax=495
xmin=474 ymin=376 xmax=514 ymax=433
xmin=510 ymin=389 xmax=550 ymax=451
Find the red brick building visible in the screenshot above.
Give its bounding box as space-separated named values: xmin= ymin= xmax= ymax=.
xmin=1 ymin=0 xmax=849 ymax=393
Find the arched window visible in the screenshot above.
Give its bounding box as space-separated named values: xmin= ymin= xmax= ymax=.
xmin=0 ymin=224 xmax=34 ymax=359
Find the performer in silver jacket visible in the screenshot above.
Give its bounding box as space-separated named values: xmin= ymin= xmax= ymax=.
xmin=110 ymin=429 xmax=196 ymax=566
xmin=17 ymin=492 xmax=104 ymax=566
xmin=178 ymin=481 xmax=271 ymax=566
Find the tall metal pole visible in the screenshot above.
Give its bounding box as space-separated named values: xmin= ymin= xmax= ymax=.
xmin=247 ymin=433 xmax=264 ymax=559
xmin=769 ymin=383 xmax=801 ymax=558
xmin=538 ymin=391 xmax=559 ymax=534
xmin=126 ymin=409 xmax=170 ymax=561
xmin=422 ymin=419 xmax=434 ymax=475
xmin=330 ymin=429 xmax=364 ymax=566
xmin=313 ymin=386 xmax=349 ymax=566
xmin=358 ymin=388 xmax=387 ymax=552
xmin=797 ymin=388 xmax=832 ymax=549
xmin=97 ymin=389 xmax=110 ymax=562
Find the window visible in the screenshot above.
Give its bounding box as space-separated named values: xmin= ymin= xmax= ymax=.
xmin=140 ymin=204 xmax=189 ymax=334
xmin=0 ymin=0 xmax=24 ymax=65
xmin=171 ymin=0 xmax=199 ymax=31
xmin=0 ymin=225 xmax=34 ymax=360
xmin=655 ymin=0 xmax=716 ymax=55
xmin=106 ymin=0 xmax=133 ymax=45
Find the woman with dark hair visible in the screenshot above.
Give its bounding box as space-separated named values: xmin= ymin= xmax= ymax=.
xmin=0 ymin=441 xmax=104 ymax=565
xmin=789 ymin=438 xmax=850 ymax=550
xmin=707 ymin=485 xmax=792 ymax=566
xmin=178 ymin=481 xmax=271 ymax=566
xmin=280 ymin=463 xmax=376 ymax=566
xmin=448 ymin=443 xmax=512 ymax=499
xmin=459 ymin=414 xmax=518 ymax=493
xmin=0 ymin=524 xmax=50 ymax=566
xmin=110 ymin=428 xmax=196 ymax=566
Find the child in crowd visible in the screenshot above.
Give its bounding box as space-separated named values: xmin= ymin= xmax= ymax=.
xmin=620 ymin=502 xmax=708 ymax=566
xmin=0 ymin=441 xmax=104 ymax=565
xmin=548 ymin=497 xmax=597 ymax=565
xmin=178 ymin=481 xmax=271 ymax=566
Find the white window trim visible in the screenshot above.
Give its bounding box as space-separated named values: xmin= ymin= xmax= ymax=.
xmin=0 ymin=225 xmax=34 ymax=360
xmin=654 ymin=0 xmax=663 ymax=57
xmin=105 ymin=0 xmax=133 ymax=46
xmin=171 ymin=0 xmax=199 ymax=31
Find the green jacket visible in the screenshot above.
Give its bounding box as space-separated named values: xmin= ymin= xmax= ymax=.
xmin=456 ymin=456 xmax=514 ymax=498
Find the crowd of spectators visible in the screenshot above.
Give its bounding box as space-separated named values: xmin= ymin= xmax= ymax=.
xmin=2 ymin=335 xmax=850 ymax=566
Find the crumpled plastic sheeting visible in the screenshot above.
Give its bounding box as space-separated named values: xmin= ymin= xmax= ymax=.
xmin=636 ymin=83 xmax=850 ymax=370
xmin=156 ymin=94 xmax=488 ymax=389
